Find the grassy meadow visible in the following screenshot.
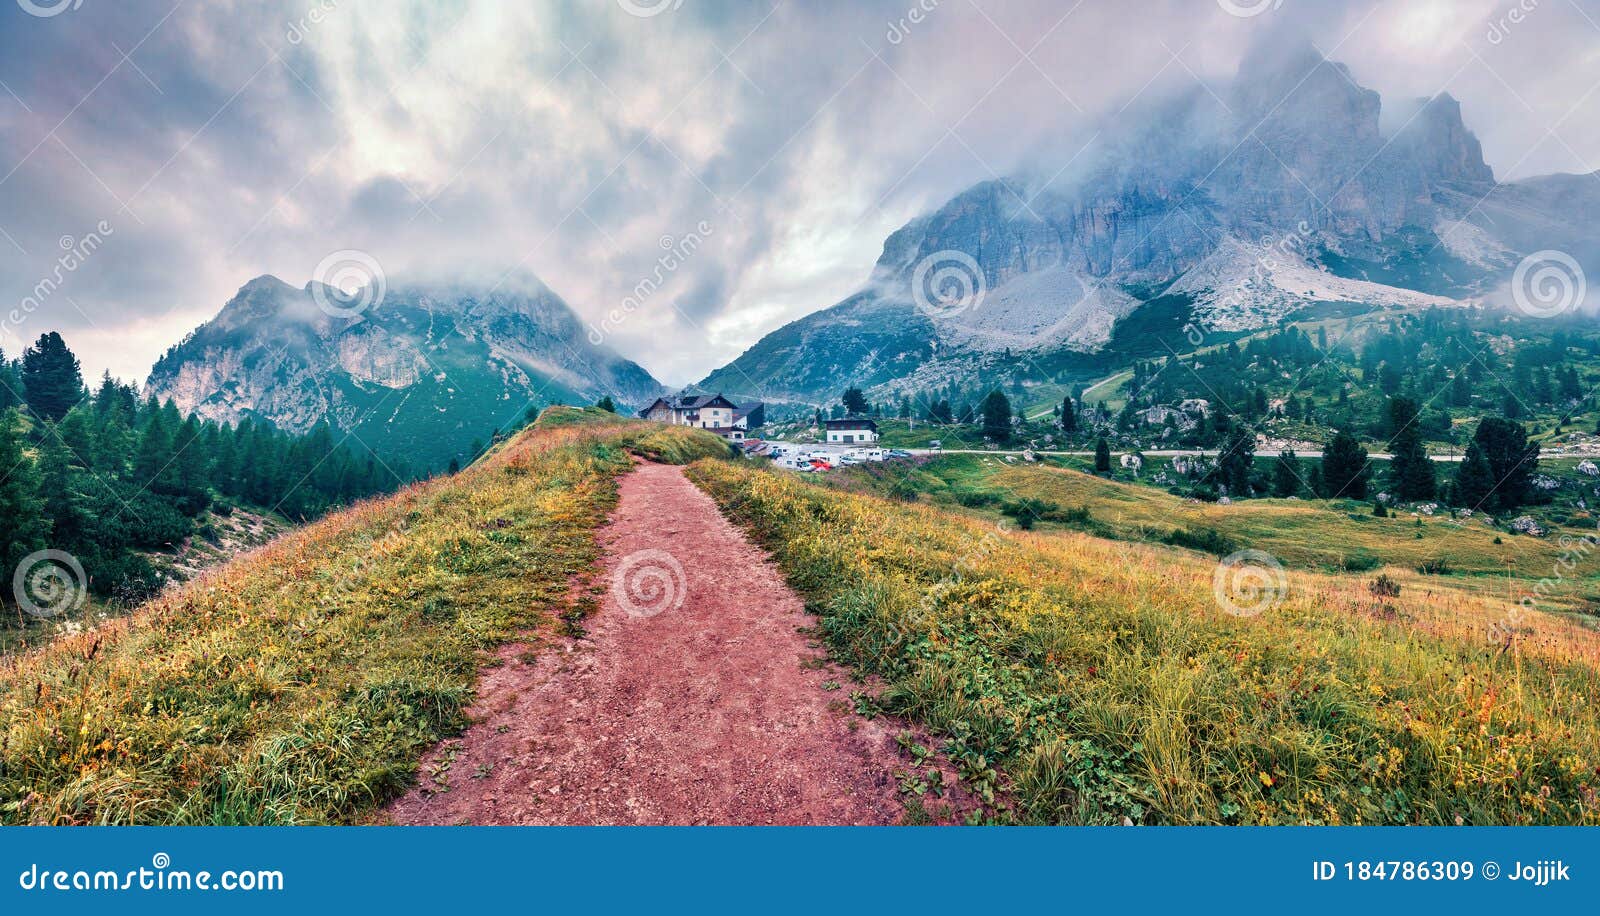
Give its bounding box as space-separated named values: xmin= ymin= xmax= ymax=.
xmin=687 ymin=458 xmax=1600 ymax=825
xmin=0 ymin=409 xmax=728 ymax=824
xmin=824 ymin=455 xmax=1600 ymax=617
xmin=7 ymin=403 xmax=1599 ymax=826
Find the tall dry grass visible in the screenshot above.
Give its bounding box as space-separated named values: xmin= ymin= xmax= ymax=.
xmin=688 ymin=459 xmax=1600 ymax=825
xmin=0 ymin=411 xmax=727 ymax=824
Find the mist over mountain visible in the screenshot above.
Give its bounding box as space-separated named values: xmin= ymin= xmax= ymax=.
xmin=146 ymin=275 xmax=665 ymax=469
xmin=699 ymin=44 xmax=1600 ymax=406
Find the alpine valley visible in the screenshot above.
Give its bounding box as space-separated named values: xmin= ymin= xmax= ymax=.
xmin=698 ymin=45 xmax=1600 ymax=406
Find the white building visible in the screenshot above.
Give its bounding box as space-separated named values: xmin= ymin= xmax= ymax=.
xmin=824 ymin=417 xmax=879 ymax=445
xmin=638 ymin=393 xmax=764 ymax=441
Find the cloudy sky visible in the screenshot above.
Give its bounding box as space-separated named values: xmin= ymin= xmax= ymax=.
xmin=1 ymin=0 xmax=1598 ymax=387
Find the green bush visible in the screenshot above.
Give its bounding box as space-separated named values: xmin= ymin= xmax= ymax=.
xmin=1162 ymin=526 xmax=1239 ymax=557
xmin=1370 ymin=574 xmax=1402 ymax=597
xmin=1339 ymin=550 xmax=1382 ymax=572
xmin=952 ymin=487 xmax=1000 ymax=508
xmin=1002 ymin=497 xmax=1059 ymax=530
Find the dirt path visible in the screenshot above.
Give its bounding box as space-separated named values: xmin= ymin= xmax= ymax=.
xmin=387 ymin=462 xmax=918 ymax=825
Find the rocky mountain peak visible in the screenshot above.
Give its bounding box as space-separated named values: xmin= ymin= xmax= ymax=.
xmin=148 ymin=274 xmax=665 ymax=469
xmin=1391 ymin=93 xmax=1495 ymax=185
xmin=699 ymin=46 xmax=1584 ymax=406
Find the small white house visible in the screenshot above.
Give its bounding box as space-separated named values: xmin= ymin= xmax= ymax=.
xmin=824 ymin=417 xmax=879 ymax=445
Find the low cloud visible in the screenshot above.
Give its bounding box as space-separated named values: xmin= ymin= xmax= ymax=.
xmin=1 ymin=0 xmax=1597 ymax=386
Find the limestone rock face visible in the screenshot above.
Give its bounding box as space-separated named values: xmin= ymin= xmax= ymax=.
xmin=703 ymin=45 xmax=1591 ymax=405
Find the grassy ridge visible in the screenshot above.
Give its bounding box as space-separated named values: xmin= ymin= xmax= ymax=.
xmin=687 ymin=459 xmax=1600 ymax=824
xmin=0 ymin=411 xmax=727 ymax=825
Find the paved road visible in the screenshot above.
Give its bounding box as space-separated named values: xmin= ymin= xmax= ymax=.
xmin=767 ymin=442 xmax=1597 ymax=464
xmin=908 ymin=448 xmax=1437 ymax=461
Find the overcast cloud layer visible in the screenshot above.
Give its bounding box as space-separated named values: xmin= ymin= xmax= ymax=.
xmin=2 ymin=0 xmax=1599 ymax=387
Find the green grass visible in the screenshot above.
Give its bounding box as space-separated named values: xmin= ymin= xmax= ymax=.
xmin=688 ymin=458 xmax=1600 ymax=825
xmin=821 ymin=455 xmax=1600 ymax=594
xmin=0 ymin=413 xmax=728 ymax=824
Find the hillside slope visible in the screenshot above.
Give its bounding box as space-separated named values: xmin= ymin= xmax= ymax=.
xmin=688 ymin=459 xmax=1600 ymax=824
xmin=8 ymin=413 xmax=1599 ymax=825
xmin=0 ymin=410 xmax=726 ymax=825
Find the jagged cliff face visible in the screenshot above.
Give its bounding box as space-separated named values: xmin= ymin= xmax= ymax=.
xmin=702 ymin=46 xmax=1586 ymax=405
xmin=147 ymin=276 xmax=665 ymax=469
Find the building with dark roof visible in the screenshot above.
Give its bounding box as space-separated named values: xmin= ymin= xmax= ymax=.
xmin=824 ymin=417 xmax=879 ymax=445
xmin=638 ymin=393 xmax=765 ymax=441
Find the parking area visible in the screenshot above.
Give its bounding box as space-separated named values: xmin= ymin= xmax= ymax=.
xmin=744 ymin=440 xmax=914 ymax=472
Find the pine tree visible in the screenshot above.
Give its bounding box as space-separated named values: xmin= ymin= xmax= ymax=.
xmin=981 ymin=390 xmax=1011 ymax=443
xmin=0 ymin=409 xmax=45 ymax=590
xmin=1060 ymin=396 xmax=1077 ymax=433
xmin=595 ymin=396 xmax=616 ymax=413
xmin=1094 ymin=437 xmax=1111 ymax=474
xmin=20 ymin=332 xmax=84 ymax=422
xmin=56 ymin=406 xmax=99 ymax=472
xmin=1451 ymin=441 xmax=1494 ymax=511
xmin=93 ymin=371 xmax=121 ymax=414
xmin=1502 ymin=392 xmax=1523 ymax=419
xmin=36 ymin=425 xmax=87 ymax=552
xmin=172 ymin=414 xmax=212 ymax=514
xmin=1217 ymin=425 xmax=1255 ymax=496
xmin=134 ymin=397 xmax=176 ymax=491
xmin=0 ymin=349 xmax=21 ymax=411
xmin=1321 ymin=429 xmax=1370 ymax=499
xmin=94 ymin=406 xmax=133 ymax=479
xmin=1386 ymin=396 xmax=1435 ymax=501
xmin=1465 ymin=416 xmax=1538 ymax=513
xmin=841 ymin=387 xmax=869 ymax=416
xmin=1272 ymin=449 xmax=1301 ymax=498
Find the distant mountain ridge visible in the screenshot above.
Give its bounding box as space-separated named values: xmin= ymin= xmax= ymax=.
xmin=147 ymin=275 xmax=665 ymax=469
xmin=700 ymin=44 xmax=1599 ymax=405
